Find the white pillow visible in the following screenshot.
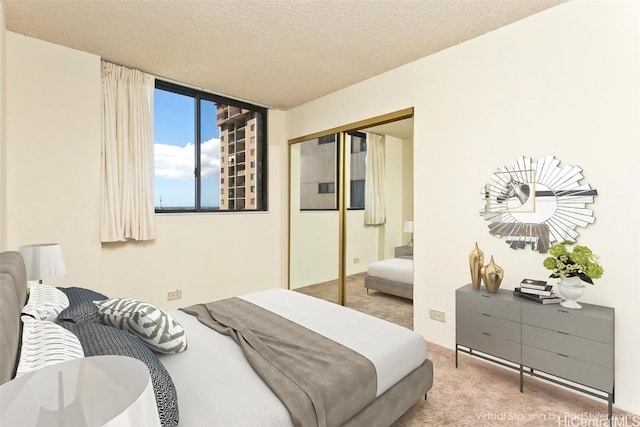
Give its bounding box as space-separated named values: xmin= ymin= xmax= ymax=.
xmin=95 ymin=298 xmax=187 ymax=354
xmin=21 ymin=284 xmax=69 ymax=321
xmin=16 ymin=316 xmax=85 ymax=377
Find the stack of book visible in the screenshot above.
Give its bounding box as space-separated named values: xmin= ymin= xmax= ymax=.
xmin=513 ymin=278 xmax=562 ymax=304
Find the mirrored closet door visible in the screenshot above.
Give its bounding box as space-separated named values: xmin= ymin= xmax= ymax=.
xmin=288 ymin=109 xmax=414 ymax=308
xmin=288 ymin=134 xmax=341 ymax=304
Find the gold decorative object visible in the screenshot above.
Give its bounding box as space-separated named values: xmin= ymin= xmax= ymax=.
xmin=481 ymin=256 xmax=504 ymax=293
xmin=468 ymin=242 xmax=484 ymax=290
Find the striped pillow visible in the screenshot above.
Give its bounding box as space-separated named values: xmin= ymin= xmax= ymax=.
xmin=95 ymin=298 xmax=187 ymax=354
xmin=16 ymin=316 xmax=84 ymax=377
xmin=21 ymin=284 xmax=69 ymax=321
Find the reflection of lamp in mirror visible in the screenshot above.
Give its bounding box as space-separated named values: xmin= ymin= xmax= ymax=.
xmin=19 ymin=243 xmax=66 ymax=284
xmin=404 ymin=221 xmax=414 ymax=246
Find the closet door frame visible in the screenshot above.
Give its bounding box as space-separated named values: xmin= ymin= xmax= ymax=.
xmin=288 ymin=107 xmax=413 ymax=306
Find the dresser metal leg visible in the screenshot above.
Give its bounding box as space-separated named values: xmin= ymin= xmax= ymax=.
xmin=519 ymin=365 xmax=524 ymax=393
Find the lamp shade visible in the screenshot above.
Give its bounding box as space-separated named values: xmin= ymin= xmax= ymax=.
xmin=404 ymin=221 xmax=414 ymax=234
xmin=0 ymin=355 xmax=161 ymax=427
xmin=19 ymin=243 xmax=66 ymax=281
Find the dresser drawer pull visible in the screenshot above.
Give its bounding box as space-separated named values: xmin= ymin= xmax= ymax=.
xmin=556 ymin=331 xmax=569 ymax=335
xmin=557 ymin=309 xmax=570 ymax=314
xmin=481 ymin=332 xmax=492 ymax=336
xmin=481 ymin=313 xmax=491 ymax=317
xmin=557 ymin=353 xmax=570 ymax=358
xmin=481 ymin=294 xmax=491 ymax=298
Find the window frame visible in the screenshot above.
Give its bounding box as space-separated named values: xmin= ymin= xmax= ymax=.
xmin=154 ymin=79 xmax=268 ymax=213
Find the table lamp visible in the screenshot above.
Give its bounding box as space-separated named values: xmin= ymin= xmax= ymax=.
xmin=404 ymin=221 xmax=414 ymax=246
xmin=19 ymin=243 xmax=66 ymax=284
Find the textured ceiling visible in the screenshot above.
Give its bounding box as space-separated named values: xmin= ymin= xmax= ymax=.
xmin=3 ymin=0 xmax=566 ymax=110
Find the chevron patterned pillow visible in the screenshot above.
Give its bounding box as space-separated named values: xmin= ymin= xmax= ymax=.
xmin=17 ymin=316 xmax=84 ymax=377
xmin=22 ymin=284 xmax=69 ymax=321
xmin=94 ymin=298 xmax=187 ymax=354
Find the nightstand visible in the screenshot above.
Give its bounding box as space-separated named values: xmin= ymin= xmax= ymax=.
xmin=394 ymin=245 xmax=413 ymax=258
xmin=0 ymin=355 xmax=160 ymax=426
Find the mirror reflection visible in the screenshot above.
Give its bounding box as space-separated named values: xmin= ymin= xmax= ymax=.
xmin=289 ymin=117 xmax=415 ymax=329
xmin=289 ymin=139 xmax=339 ymax=304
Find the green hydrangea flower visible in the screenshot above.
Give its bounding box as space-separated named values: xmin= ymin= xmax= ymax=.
xmin=542 ymin=242 xmax=604 ymax=284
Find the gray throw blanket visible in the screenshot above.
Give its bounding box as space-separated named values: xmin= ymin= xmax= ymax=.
xmin=181 ymin=297 xmax=377 ymax=427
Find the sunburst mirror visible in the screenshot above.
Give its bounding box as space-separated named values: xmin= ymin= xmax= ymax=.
xmin=480 ymin=155 xmax=598 ymax=253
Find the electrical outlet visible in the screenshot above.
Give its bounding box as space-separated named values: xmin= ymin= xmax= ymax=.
xmin=167 ymin=289 xmax=182 ymax=301
xmin=353 ymin=257 xmax=360 ymax=264
xmin=429 ymin=309 xmax=446 ymax=322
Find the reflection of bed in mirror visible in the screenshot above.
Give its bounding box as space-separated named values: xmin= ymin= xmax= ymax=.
xmin=365 ymin=247 xmax=413 ymax=300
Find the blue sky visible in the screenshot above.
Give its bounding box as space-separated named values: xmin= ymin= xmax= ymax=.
xmin=154 ymin=89 xmax=220 ymax=208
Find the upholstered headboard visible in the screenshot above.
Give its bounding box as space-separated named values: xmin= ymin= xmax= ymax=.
xmin=0 ymin=251 xmax=27 ymax=384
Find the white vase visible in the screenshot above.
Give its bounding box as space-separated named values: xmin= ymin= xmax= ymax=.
xmin=558 ymin=276 xmax=585 ymax=309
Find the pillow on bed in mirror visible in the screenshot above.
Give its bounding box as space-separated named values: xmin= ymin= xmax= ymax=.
xmin=60 ymin=321 xmax=179 ymax=427
xmin=21 ymin=284 xmax=69 ymax=321
xmin=16 ymin=316 xmax=84 ymax=377
xmin=57 ymin=287 xmax=108 ymax=323
xmin=94 ymin=298 xmax=187 ymax=354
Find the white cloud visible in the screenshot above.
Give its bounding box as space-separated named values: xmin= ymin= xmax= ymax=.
xmin=155 ymin=138 xmax=220 ymax=179
xmin=201 ymin=138 xmax=221 ymax=178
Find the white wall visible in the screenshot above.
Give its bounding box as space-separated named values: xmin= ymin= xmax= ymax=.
xmin=285 ymin=0 xmax=640 ymax=414
xmin=5 ymin=32 xmax=289 ymax=310
xmin=0 ymin=3 xmax=7 ymax=251
xmin=6 ymin=33 xmax=102 ymax=287
xmin=402 ymin=137 xmax=414 ymax=242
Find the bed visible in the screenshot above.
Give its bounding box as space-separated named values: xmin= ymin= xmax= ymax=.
xmin=365 ymin=257 xmax=414 ymax=300
xmin=0 ymin=251 xmax=433 ymax=426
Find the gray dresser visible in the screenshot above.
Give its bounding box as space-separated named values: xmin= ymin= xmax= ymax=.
xmin=456 ymin=284 xmax=615 ymax=417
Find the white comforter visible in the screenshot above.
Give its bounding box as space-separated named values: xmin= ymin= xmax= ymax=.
xmin=159 ymin=289 xmax=426 ymax=427
xmin=367 ymin=257 xmax=414 ymax=285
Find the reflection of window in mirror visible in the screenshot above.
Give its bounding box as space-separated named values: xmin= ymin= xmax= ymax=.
xmin=348 ymin=132 xmax=367 ymax=210
xmin=299 ymin=135 xmax=338 ymax=210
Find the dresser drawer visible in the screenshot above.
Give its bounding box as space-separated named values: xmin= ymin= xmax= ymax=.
xmin=457 ymin=288 xmax=520 ymax=322
xmin=459 ymin=312 xmax=521 ymax=343
xmin=522 ymin=302 xmax=614 ymax=343
xmin=458 ymin=328 xmax=521 ymax=362
xmin=522 ymin=345 xmax=613 ymax=392
xmin=522 ymin=324 xmax=613 ymax=368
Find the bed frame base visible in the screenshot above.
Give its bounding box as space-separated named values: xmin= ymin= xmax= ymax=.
xmin=364 ymin=275 xmax=413 ymax=300
xmin=342 ymin=358 xmax=433 ymax=427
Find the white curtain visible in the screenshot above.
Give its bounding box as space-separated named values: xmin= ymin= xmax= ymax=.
xmin=364 ymin=133 xmax=386 ymax=225
xmin=101 ymin=61 xmax=155 ymax=242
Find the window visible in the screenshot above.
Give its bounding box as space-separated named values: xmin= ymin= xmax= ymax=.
xmin=299 ymin=134 xmax=338 ymax=210
xmin=350 ymin=180 xmax=365 ymax=208
xmin=154 ymin=80 xmax=267 ymax=212
xmin=318 ymin=134 xmax=336 ymax=145
xmin=318 ymin=182 xmax=335 ymax=193
xmin=348 ymin=132 xmax=367 ymax=209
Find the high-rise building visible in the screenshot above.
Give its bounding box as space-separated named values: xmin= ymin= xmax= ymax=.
xmin=217 ymin=105 xmax=261 ymax=210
